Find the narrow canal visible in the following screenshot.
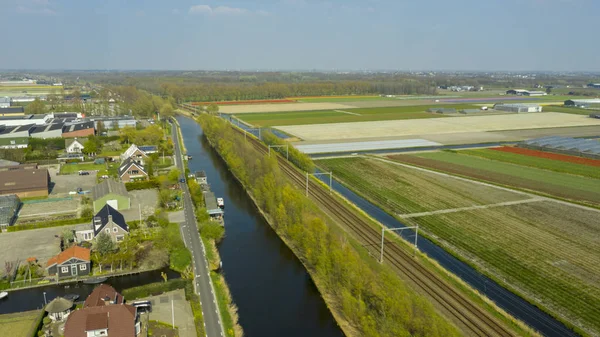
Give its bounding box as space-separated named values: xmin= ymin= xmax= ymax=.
xmin=0 ymin=268 xmax=180 ymax=315
xmin=177 ymin=116 xmax=344 ymax=337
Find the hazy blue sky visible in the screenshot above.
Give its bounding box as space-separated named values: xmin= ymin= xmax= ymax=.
xmin=2 ymin=0 xmax=598 ymax=71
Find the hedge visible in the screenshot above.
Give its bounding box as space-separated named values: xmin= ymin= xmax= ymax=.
xmin=125 ymin=180 xmax=160 ymax=191
xmin=8 ymin=217 xmax=92 ymax=232
xmin=121 ymin=279 xmax=189 ymax=300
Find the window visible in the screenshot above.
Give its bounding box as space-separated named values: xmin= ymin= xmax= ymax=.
xmin=61 ymin=267 xmax=69 ymax=273
xmin=130 ymin=170 xmax=139 ymax=175
xmin=116 ymin=235 xmax=124 ymax=242
xmin=84 ymin=232 xmax=93 ymax=241
xmin=79 ymin=264 xmax=87 ymax=271
xmin=113 ymin=227 xmax=118 ymax=233
xmin=105 ymin=228 xmax=110 ymax=234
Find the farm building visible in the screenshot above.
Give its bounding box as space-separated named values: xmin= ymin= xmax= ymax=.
xmin=460 ymin=109 xmax=482 ymax=114
xmin=523 ymin=91 xmax=547 ymax=96
xmin=30 ymin=123 xmax=64 ymax=139
xmin=521 ymin=136 xmax=600 ymax=159
xmin=0 ymin=163 xmax=38 ymax=172
xmin=10 ymin=96 xmax=46 ymax=103
xmin=91 ymin=179 xmax=130 ymax=212
xmin=62 ymin=121 xmax=95 ymax=138
xmin=0 ymin=168 xmax=50 ymax=198
xmin=506 ymin=89 xmax=528 ymax=95
xmin=0 ymin=137 xmax=28 ymax=149
xmin=0 ymin=124 xmax=33 ymax=138
xmin=0 ymin=107 xmax=25 ymax=116
xmin=427 ymin=107 xmax=456 ymax=114
xmin=0 ymin=97 xmax=10 ymax=108
xmin=564 ymin=99 xmax=600 ymax=108
xmin=587 ymin=83 xmax=600 ymax=89
xmin=494 ymin=103 xmax=542 ymax=113
xmin=0 ymin=194 xmax=20 ymax=231
xmin=590 ymin=114 xmax=600 ymax=119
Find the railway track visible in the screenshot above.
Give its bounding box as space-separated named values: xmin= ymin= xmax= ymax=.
xmin=230 ymin=125 xmax=517 ymax=337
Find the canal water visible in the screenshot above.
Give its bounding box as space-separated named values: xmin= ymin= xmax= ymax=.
xmin=177 ymin=116 xmax=344 ymax=337
xmin=0 ymin=268 xmax=180 ymax=315
xmin=312 ymin=171 xmax=577 ymax=337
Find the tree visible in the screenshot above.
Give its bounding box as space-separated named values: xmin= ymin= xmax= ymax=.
xmin=159 ymin=189 xmax=172 ymax=208
xmin=83 ymin=140 xmax=98 ymax=155
xmin=97 ymin=121 xmax=106 ymax=135
xmin=546 ymin=87 xmax=552 ymax=94
xmin=206 ymin=104 xmax=219 ymax=115
xmin=81 ymin=207 xmax=93 ymax=219
xmin=94 ymin=232 xmax=116 ymax=255
xmin=167 ymin=168 xmax=181 ymax=183
xmin=119 ymin=126 xmax=137 ymax=144
xmin=160 ymin=103 xmax=174 ymax=118
xmin=25 ymin=98 xmax=46 ymax=114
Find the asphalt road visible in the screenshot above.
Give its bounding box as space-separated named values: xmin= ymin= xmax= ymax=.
xmin=171 ymin=120 xmax=224 ymax=337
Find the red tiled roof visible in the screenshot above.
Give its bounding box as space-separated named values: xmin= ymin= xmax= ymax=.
xmin=64 ymin=304 xmax=137 ymax=337
xmin=46 ymin=246 xmax=90 ymax=267
xmin=84 ymin=284 xmax=124 ymax=308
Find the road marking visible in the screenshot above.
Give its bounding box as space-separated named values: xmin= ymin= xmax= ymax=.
xmin=334 ymin=109 xmax=361 ymax=116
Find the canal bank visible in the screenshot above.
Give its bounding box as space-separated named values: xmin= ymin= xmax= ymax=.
xmin=176 ymin=116 xmax=345 ymax=337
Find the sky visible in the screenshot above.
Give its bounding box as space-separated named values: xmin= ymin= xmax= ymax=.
xmin=1 ymin=0 xmax=599 ymax=71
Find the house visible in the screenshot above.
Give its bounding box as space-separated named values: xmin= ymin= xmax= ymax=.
xmin=0 ymin=137 xmax=28 ymax=149
xmin=195 ymin=170 xmax=207 ymax=184
xmin=120 ymin=144 xmax=148 ymax=164
xmin=0 ymin=124 xmax=32 ymax=139
xmin=0 ymin=194 xmax=20 ymax=232
xmin=204 ymin=191 xmax=224 ymax=221
xmin=29 ymin=123 xmax=64 ymax=139
xmin=91 ymin=179 xmax=130 ymax=212
xmin=46 ymin=245 xmax=91 ymax=278
xmin=84 ymin=284 xmax=124 ymax=307
xmin=62 ymin=121 xmax=95 ymax=138
xmin=0 ymin=168 xmax=49 ymax=198
xmin=76 ymin=204 xmax=129 ymax=243
xmin=45 ymin=297 xmax=74 ymax=322
xmin=64 ymin=303 xmax=141 ymax=337
xmin=65 ymin=138 xmax=85 ymax=154
xmin=119 ymin=157 xmax=148 ymax=183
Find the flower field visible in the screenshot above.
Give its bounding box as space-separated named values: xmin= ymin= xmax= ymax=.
xmin=317 ymin=157 xmax=600 ymax=336
xmin=389 ymin=151 xmax=600 ymax=206
xmin=190 ymin=99 xmax=296 ymax=105
xmin=491 ymin=146 xmax=600 ymax=167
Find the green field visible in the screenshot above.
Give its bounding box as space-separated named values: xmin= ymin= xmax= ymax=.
xmin=59 ymin=163 xmax=105 ymax=174
xmin=460 ymin=149 xmax=600 ymax=179
xmin=292 ymin=96 xmax=394 ymax=102
xmin=0 ymin=310 xmax=41 ymax=336
xmin=237 ymin=104 xmax=484 ymax=127
xmin=391 ymin=150 xmax=600 ymax=205
xmin=317 ymin=157 xmax=600 ymax=336
xmin=543 ymin=105 xmax=598 ymax=115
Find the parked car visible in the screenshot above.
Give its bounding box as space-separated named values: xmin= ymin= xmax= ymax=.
xmin=78 ymin=170 xmax=90 ymax=176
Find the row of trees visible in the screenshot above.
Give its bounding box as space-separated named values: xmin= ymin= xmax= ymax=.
xmin=159 ymin=81 xmax=437 ymax=102
xmin=198 ymin=115 xmax=460 ymax=337
xmin=262 ymin=131 xmax=314 ymax=172
xmin=109 ymin=86 xmax=175 ymax=118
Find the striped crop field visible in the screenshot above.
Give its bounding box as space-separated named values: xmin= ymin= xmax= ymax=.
xmin=317 ymin=157 xmax=600 ymax=336
xmin=491 ymin=146 xmax=600 ymax=167
xmin=237 ymin=104 xmax=479 ymax=127
xmin=389 ymin=150 xmax=600 ymax=206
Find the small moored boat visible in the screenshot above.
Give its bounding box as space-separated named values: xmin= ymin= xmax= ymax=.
xmin=64 ymin=294 xmax=80 ymax=302
xmin=217 ymin=198 xmax=224 ymax=209
xmin=82 ymin=277 xmax=108 ymax=285
xmin=0 ymin=291 xmax=8 ymax=300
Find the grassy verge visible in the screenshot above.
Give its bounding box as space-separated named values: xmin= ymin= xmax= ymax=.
xmin=0 ymin=310 xmax=42 ymax=337
xmin=210 ymin=272 xmax=241 ymax=337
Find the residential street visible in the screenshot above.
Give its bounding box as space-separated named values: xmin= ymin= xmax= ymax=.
xmin=171 ymin=120 xmax=224 ymax=337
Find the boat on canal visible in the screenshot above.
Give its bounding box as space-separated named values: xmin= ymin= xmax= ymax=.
xmin=82 ymin=277 xmax=108 ymax=285
xmin=63 ymin=294 xmax=80 ymax=302
xmin=217 ymin=197 xmax=224 ymax=209
xmin=0 ymin=291 xmax=8 ymax=300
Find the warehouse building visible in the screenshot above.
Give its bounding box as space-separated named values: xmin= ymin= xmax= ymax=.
xmin=0 ymin=194 xmax=20 ymax=232
xmin=0 ymin=114 xmax=52 ymax=126
xmin=88 ymin=116 xmax=136 ymax=129
xmin=62 ymin=121 xmax=95 ymax=138
xmin=0 ymin=107 xmax=25 ymax=116
xmin=460 ymin=109 xmax=482 ymax=114
xmin=506 ymin=89 xmax=528 ymax=95
xmin=0 ymin=168 xmax=50 ymax=198
xmin=522 ymin=136 xmax=600 ymax=159
xmin=0 ymin=97 xmax=10 ymax=108
xmin=29 ymin=123 xmax=64 ymax=139
xmin=587 ymin=83 xmax=600 ymax=89
xmin=564 ymin=99 xmax=600 ymax=108
xmin=10 ymin=96 xmax=46 ymax=103
xmin=493 ymin=103 xmax=542 ymax=113
xmin=0 ymin=124 xmax=33 ymax=138
xmin=427 ymin=107 xmax=456 ymax=114
xmin=91 ymin=179 xmax=130 ymax=212
xmin=523 ymin=91 xmax=547 ymax=96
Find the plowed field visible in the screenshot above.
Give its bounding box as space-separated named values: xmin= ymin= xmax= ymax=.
xmin=492 ymin=146 xmax=600 ymax=167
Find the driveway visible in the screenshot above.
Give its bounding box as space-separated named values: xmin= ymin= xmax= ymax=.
xmin=47 ymin=167 xmax=97 ymax=196
xmin=142 ymin=289 xmax=196 ymax=337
